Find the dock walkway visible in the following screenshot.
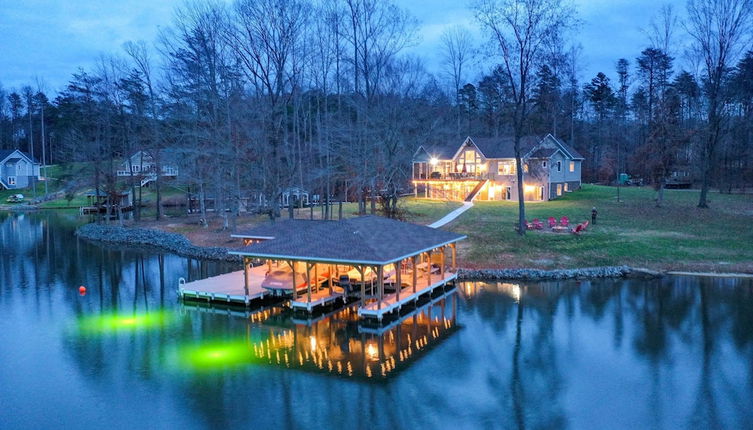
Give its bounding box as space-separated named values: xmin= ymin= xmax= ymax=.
xmin=178 ymin=265 xmax=269 ymax=305
xmin=358 ymin=272 xmax=457 ymax=321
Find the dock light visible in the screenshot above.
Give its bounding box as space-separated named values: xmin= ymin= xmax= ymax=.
xmin=309 ymin=336 xmax=317 ymax=351
xmin=429 ymin=157 xmax=439 ymax=166
xmin=176 ymin=340 xmax=255 ymax=370
xmin=76 ymin=310 xmax=174 ymax=335
xmin=366 ymin=343 xmax=379 ymax=361
xmin=79 ymin=286 xmax=87 ymax=295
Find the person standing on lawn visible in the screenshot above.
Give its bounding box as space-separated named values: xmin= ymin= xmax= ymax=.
xmin=591 ymin=207 xmax=598 ymax=224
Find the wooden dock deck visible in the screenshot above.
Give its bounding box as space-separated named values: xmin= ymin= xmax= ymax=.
xmin=358 ymin=272 xmax=457 ymax=321
xmin=358 ymin=287 xmax=457 ymax=334
xmin=291 ymin=287 xmax=346 ymax=313
xmin=178 ymin=265 xmax=269 ymax=305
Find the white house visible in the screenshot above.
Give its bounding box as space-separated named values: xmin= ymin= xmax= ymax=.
xmin=0 ymin=149 xmax=41 ymax=190
xmin=116 ymin=150 xmax=178 ymax=186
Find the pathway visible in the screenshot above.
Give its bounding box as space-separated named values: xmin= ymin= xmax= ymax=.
xmin=428 ymin=201 xmax=473 ymax=229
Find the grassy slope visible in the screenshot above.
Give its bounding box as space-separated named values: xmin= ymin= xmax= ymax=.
xmin=445 ymin=185 xmax=753 ymax=272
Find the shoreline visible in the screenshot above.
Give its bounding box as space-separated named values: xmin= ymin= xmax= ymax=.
xmin=76 ymin=223 xmax=753 ymax=281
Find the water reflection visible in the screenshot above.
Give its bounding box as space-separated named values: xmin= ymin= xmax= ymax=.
xmin=177 ymin=291 xmax=459 ymax=379
xmin=2 ymin=211 xmax=753 ymax=429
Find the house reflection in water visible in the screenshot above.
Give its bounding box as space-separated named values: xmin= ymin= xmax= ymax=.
xmin=181 ymin=289 xmax=459 ymax=379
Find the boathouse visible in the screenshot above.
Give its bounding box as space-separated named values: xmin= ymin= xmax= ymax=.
xmin=178 ymin=216 xmax=465 ymax=322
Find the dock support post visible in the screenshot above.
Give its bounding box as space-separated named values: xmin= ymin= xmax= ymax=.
xmin=412 ymin=256 xmax=417 ymax=294
xmin=377 ymin=265 xmax=384 ymax=311
xmin=359 ymin=266 xmax=366 ymax=307
xmin=243 ymin=257 xmax=250 ymax=296
xmin=291 ymin=261 xmax=297 ymax=302
xmin=426 ymin=250 xmax=432 ymax=289
xmin=440 ymin=246 xmax=445 ymax=278
xmin=396 ymin=260 xmax=402 ymax=302
xmin=306 ymin=263 xmax=313 ymax=304
xmin=451 ymin=243 xmax=457 ymax=271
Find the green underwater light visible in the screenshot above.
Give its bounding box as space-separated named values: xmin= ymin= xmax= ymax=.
xmin=175 ymin=339 xmax=259 ymax=370
xmin=77 ymin=310 xmax=174 ymax=334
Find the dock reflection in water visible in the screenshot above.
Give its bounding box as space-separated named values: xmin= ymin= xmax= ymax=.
xmin=178 ymin=289 xmax=459 ymax=379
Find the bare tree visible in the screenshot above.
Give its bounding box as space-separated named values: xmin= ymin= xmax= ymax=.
xmin=684 ymin=0 xmax=753 ymax=208
xmin=475 ymin=0 xmax=576 ymax=235
xmin=440 ymin=25 xmax=475 ymax=134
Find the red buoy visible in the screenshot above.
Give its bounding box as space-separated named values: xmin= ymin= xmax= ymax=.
xmin=79 ymin=286 xmax=87 ymax=295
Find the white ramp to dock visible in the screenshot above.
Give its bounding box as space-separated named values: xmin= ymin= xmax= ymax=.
xmin=178 ymin=265 xmax=268 ymax=305
xmin=428 ymin=202 xmax=473 ymax=228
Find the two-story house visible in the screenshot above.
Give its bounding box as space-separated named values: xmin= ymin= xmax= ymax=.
xmin=116 ymin=150 xmax=179 ymax=187
xmin=412 ymin=134 xmax=583 ymax=202
xmin=0 ymin=149 xmax=41 ymax=190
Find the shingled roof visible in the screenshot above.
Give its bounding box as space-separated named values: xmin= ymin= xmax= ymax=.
xmin=415 ymin=134 xmax=582 ymax=161
xmin=231 ymin=216 xmax=466 ymax=265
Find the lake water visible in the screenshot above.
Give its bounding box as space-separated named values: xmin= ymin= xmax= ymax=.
xmin=1 ymin=211 xmax=752 ymax=430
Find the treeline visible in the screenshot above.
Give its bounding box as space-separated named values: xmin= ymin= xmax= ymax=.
xmin=0 ymin=0 xmax=751 ymax=221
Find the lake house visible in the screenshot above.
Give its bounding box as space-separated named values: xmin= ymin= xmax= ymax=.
xmin=412 ymin=134 xmax=584 ymax=202
xmin=116 ymin=150 xmax=178 ymax=187
xmin=0 ymin=149 xmax=41 ymax=190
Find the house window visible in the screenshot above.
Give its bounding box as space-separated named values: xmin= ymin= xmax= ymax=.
xmin=569 ymin=161 xmax=575 ymax=172
xmin=498 ymin=161 xmax=515 ymax=175
xmin=524 ymin=164 xmax=529 ymax=173
xmin=539 ymin=186 xmax=545 ymax=201
xmin=7 ymin=176 xmax=16 ymax=185
xmin=557 ymin=161 xmax=562 ymax=172
xmin=557 ymin=184 xmax=562 ymax=196
xmin=543 ymin=161 xmax=547 ymax=168
xmin=506 ymin=186 xmax=512 ymax=200
xmin=564 ymin=183 xmax=569 ymax=192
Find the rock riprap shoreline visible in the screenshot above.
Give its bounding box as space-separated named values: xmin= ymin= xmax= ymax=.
xmin=76 ymin=223 xmax=242 ymax=263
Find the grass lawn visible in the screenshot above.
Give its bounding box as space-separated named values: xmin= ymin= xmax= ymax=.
xmin=445 ymin=184 xmax=753 ymax=273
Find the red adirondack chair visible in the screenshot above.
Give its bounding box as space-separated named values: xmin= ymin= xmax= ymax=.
xmin=548 ymin=217 xmax=557 ymax=228
xmin=560 ymin=216 xmax=569 ymax=227
xmin=532 ymin=218 xmax=544 ymax=229
xmin=581 ymin=220 xmax=589 ymax=230
xmin=572 ymin=223 xmax=584 ymax=235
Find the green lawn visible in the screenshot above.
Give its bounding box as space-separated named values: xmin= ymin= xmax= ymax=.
xmin=445 ymin=185 xmax=753 ymax=272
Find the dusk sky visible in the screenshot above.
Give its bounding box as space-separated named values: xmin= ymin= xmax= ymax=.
xmin=0 ymin=0 xmax=685 ymax=94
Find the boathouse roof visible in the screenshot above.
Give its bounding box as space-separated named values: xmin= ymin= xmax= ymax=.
xmin=231 ymin=215 xmax=465 ymax=265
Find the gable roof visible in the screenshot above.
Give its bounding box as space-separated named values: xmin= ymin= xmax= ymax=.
xmin=0 ymin=149 xmax=38 ymax=164
xmin=231 ymin=215 xmax=466 ymax=265
xmin=414 ymin=135 xmax=583 ymax=161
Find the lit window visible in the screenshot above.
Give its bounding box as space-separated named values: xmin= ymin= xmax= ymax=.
xmin=557 ymin=184 xmax=562 ymax=196
xmin=569 ymin=161 xmax=575 ymax=172
xmin=498 ymin=162 xmax=515 ymax=175
xmin=524 ymin=164 xmax=529 ymax=173
xmin=564 ymin=183 xmax=569 ymax=192
xmin=464 ymin=150 xmax=476 ymax=162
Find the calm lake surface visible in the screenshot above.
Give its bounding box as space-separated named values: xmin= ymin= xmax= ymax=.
xmin=1 ymin=211 xmax=752 ymax=430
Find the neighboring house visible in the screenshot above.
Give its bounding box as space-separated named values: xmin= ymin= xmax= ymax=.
xmin=412 ymin=134 xmax=584 ymax=202
xmin=0 ymin=149 xmax=41 ymax=190
xmin=116 ymin=150 xmax=178 ymax=186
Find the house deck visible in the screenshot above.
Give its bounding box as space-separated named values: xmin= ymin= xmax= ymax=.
xmin=178 ymin=265 xmax=269 ymax=305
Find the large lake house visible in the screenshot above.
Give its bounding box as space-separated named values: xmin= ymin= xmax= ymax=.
xmin=116 ymin=150 xmax=179 ymax=187
xmin=412 ymin=134 xmax=584 ymax=202
xmin=0 ymin=149 xmax=41 ymax=190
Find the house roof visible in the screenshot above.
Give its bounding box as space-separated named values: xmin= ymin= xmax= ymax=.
xmin=0 ymin=149 xmax=38 ymax=164
xmin=231 ymin=215 xmax=466 ymax=265
xmin=415 ymin=135 xmax=582 ymax=161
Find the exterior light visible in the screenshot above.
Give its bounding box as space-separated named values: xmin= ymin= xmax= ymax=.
xmin=366 ymin=343 xmax=378 ymax=361
xmin=524 ymin=185 xmax=536 ymax=193
xmin=309 ymin=336 xmax=317 ymax=351
xmin=429 ymin=157 xmax=439 ymax=166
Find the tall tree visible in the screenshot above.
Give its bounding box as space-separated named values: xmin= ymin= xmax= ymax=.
xmin=440 ymin=25 xmax=475 ymax=134
xmin=476 ymin=0 xmax=576 ymax=235
xmin=685 ymin=0 xmax=753 ymax=208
